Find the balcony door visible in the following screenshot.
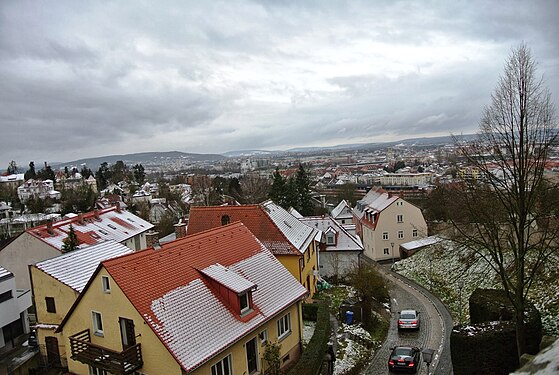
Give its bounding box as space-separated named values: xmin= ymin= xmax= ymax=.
xmin=246 ymin=337 xmax=258 ymax=374
xmin=45 ymin=336 xmax=61 ymax=367
xmin=119 ymin=318 xmax=136 ymax=349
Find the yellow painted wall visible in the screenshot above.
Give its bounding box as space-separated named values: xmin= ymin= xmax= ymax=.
xmin=63 ymin=267 xmax=304 ymax=375
xmin=276 ymin=241 xmax=319 ymax=298
xmin=63 ymin=268 xmax=182 ymax=375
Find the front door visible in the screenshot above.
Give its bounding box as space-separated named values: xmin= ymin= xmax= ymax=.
xmin=45 ymin=336 xmax=61 ymax=367
xmin=246 ymin=337 xmax=258 ymax=374
xmin=119 ymin=318 xmax=136 ymax=349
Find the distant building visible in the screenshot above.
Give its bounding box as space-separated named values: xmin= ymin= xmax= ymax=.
xmin=17 ymin=179 xmax=60 ymax=202
xmin=353 ymin=188 xmax=428 ymax=262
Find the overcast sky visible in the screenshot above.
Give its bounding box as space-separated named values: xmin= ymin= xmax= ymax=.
xmin=1 ymin=0 xmax=558 ymax=168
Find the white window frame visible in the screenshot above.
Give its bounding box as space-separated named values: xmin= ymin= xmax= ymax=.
xmin=382 ymin=232 xmax=389 ymax=240
xmin=412 ymin=229 xmax=418 ymax=237
xmin=326 ymin=234 xmax=335 ymax=245
xmin=92 ymin=311 xmax=104 ymax=336
xmin=102 ymin=276 xmax=111 ymax=293
xmin=397 ymin=214 xmax=403 ymax=223
xmin=383 ymin=248 xmax=390 ymax=255
xmin=277 ymin=312 xmax=291 ymax=340
xmin=240 ymin=292 xmax=250 ymax=314
xmin=211 ymin=354 xmax=232 ymax=375
xmin=398 ymin=230 xmax=404 ymax=239
xmin=259 ymin=329 xmax=268 ymax=344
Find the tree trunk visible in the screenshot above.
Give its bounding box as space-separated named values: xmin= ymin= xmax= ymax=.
xmin=515 ymin=308 xmax=527 ymax=359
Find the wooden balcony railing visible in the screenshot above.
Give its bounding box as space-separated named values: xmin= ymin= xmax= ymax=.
xmin=69 ymin=329 xmax=143 ymax=374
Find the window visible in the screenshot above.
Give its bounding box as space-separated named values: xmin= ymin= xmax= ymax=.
xmin=382 ymin=232 xmax=389 ymax=240
xmin=92 ymin=311 xmax=104 ymax=336
xmin=326 ymin=234 xmax=335 ymax=245
xmin=383 ymin=248 xmax=390 ymax=255
xmin=259 ymin=329 xmax=268 ymax=344
xmin=397 ymin=214 xmax=403 ymax=223
xmin=211 ymin=354 xmax=232 ymax=375
xmin=396 ymin=201 xmax=403 ymax=206
xmin=107 ymin=224 xmax=117 ymax=230
xmin=0 ymin=290 xmax=13 ymax=303
xmin=277 ymin=313 xmax=291 ymax=340
xmin=412 ymin=229 xmax=418 ymax=237
xmin=240 ymin=292 xmax=250 ymax=314
xmin=45 ymin=297 xmax=56 ymax=313
xmin=102 ymin=276 xmax=111 ymax=293
xmin=221 ymin=215 xmax=230 ymax=225
xmin=398 ymin=230 xmax=404 ymax=239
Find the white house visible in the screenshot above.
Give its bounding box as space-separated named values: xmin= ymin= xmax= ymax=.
xmin=0 ymin=266 xmax=32 ymax=353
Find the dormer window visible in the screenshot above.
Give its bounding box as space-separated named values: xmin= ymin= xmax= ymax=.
xmin=326 ymin=233 xmax=335 ymax=245
xmin=221 ymin=215 xmax=230 ymax=225
xmin=239 ymin=292 xmax=250 ymax=315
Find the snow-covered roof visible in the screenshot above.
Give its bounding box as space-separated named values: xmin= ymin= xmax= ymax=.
xmin=33 ymin=240 xmax=133 ymax=292
xmin=101 ymin=223 xmax=307 ymax=372
xmin=200 ymin=263 xmax=256 ymax=294
xmin=0 ymin=265 xmax=14 ymax=280
xmin=27 ymin=206 xmax=153 ymax=251
xmin=354 ymin=189 xmax=398 ymax=219
xmin=331 ymin=200 xmax=352 ymax=219
xmin=400 ymin=236 xmax=444 ymax=251
xmin=300 ymin=216 xmax=363 ymax=252
xmin=0 ymin=173 xmax=24 ymax=183
xmin=261 ymin=200 xmax=317 ymax=253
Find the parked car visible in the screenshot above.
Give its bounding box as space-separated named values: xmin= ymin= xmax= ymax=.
xmin=388 ymin=346 xmax=421 ymax=373
xmin=398 ymin=309 xmax=420 ymax=330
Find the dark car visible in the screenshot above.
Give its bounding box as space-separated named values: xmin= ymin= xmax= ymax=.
xmin=388 ymin=346 xmax=421 ymax=373
xmin=398 ymin=309 xmax=420 ymax=330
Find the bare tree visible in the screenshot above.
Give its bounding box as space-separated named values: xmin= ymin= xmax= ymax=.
xmin=448 ymin=44 xmax=557 ymax=359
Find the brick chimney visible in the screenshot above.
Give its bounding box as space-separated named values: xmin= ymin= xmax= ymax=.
xmin=46 ymin=220 xmax=54 ymax=235
xmin=174 ymin=222 xmax=187 ymax=239
xmin=93 ymin=209 xmax=100 ymax=220
xmin=78 ymin=214 xmax=85 ymax=225
xmin=146 ymin=230 xmax=159 ymax=249
xmin=115 ymin=202 xmax=121 ymax=213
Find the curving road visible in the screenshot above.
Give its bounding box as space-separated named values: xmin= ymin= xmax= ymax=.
xmin=361 ymin=261 xmax=453 ymax=375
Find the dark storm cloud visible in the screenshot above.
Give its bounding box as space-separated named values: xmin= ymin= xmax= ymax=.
xmin=1 ymin=0 xmax=558 ymax=166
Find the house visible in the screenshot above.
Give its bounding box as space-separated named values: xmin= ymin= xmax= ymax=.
xmin=29 ymin=241 xmax=133 ymax=368
xmin=299 ymin=216 xmax=363 ymax=279
xmin=56 ymin=222 xmax=308 ymax=375
xmin=0 ymin=265 xmax=32 ymax=354
xmin=0 ymin=173 xmax=25 ymax=190
xmin=330 ymin=200 xmax=354 ymax=226
xmin=187 ymin=200 xmax=320 ymax=297
xmin=0 ymin=204 xmax=154 ymax=290
xmin=399 ymin=236 xmax=444 ymax=259
xmin=17 ymin=179 xmax=61 ymax=202
xmin=353 ymin=188 xmax=427 ymax=262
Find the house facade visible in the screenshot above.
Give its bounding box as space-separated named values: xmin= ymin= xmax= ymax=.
xmin=0 ymin=205 xmax=154 ymax=290
xmin=187 ymin=200 xmax=320 ymax=298
xmin=57 ymin=222 xmax=307 ymax=375
xmin=299 ymin=216 xmax=363 ymax=279
xmin=353 ymin=188 xmax=428 ymax=262
xmin=29 ymin=241 xmax=133 ymax=368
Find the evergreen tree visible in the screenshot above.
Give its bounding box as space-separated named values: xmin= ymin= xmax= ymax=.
xmin=295 ymin=164 xmax=313 ymax=216
xmin=284 ymin=177 xmax=298 ymax=210
xmin=133 ymin=164 xmax=146 ymax=184
xmin=37 ymin=165 xmax=56 ymax=182
xmin=61 ymin=225 xmax=79 ymax=253
xmin=269 ymin=168 xmax=287 ymax=206
xmin=80 ymin=165 xmax=93 ymax=179
xmin=24 ymin=161 xmax=37 ymax=180
xmin=6 ymin=160 xmax=18 ymax=175
xmin=95 ymin=162 xmax=112 ymax=190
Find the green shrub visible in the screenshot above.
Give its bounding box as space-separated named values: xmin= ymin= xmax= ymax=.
xmin=303 ymin=303 xmax=320 ymax=321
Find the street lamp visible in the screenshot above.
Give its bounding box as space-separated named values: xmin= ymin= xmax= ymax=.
xmin=390 ymin=242 xmax=395 ymax=264
xmin=458 ymin=279 xmax=465 ymax=325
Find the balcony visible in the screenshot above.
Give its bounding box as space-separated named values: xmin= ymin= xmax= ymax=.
xmin=69 ymin=329 xmax=143 ymax=374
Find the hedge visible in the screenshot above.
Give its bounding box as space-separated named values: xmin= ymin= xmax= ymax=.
xmin=286 ymin=302 xmax=331 ymax=375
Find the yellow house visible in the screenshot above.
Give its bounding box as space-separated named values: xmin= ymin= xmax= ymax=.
xmin=187 ymin=200 xmax=320 ymax=298
xmin=57 ymin=222 xmax=308 ymax=375
xmin=29 ymin=240 xmax=133 ymax=368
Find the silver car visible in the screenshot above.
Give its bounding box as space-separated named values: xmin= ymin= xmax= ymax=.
xmin=398 ymin=309 xmax=420 ymax=330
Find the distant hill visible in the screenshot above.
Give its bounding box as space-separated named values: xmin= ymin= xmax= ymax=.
xmin=52 ymin=151 xmax=227 ymax=169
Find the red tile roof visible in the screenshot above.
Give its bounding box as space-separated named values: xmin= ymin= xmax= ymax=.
xmin=101 ymin=222 xmax=307 ymax=372
xmin=187 ymin=205 xmax=300 ymax=255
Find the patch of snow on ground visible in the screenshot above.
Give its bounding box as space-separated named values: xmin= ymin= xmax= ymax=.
xmin=511 ymin=338 xmax=559 ymax=375
xmin=332 ymin=323 xmax=374 ymax=375
xmin=302 ymin=321 xmax=316 ymax=347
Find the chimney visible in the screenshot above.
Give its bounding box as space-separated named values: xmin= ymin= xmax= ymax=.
xmin=146 ymin=230 xmax=159 ymax=249
xmin=115 ymin=202 xmax=121 ymax=213
xmin=94 ymin=209 xmax=100 ymax=220
xmin=78 ymin=214 xmax=85 ymax=225
xmin=174 ymin=222 xmax=187 ymax=239
xmin=46 ymin=220 xmax=54 ymax=235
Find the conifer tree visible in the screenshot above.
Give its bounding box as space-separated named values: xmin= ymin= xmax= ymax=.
xmin=61 ymin=225 xmax=79 ymax=253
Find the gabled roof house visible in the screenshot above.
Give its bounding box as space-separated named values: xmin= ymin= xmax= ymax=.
xmin=0 ymin=205 xmax=154 ymax=290
xmin=353 ymin=188 xmax=427 ymax=261
xmin=187 ymin=200 xmax=320 ymax=297
xmin=57 ymin=222 xmax=308 ymax=375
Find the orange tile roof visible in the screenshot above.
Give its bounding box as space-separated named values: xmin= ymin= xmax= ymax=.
xmin=187 ymin=205 xmax=300 ymax=255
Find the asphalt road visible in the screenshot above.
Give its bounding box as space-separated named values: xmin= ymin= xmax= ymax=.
xmin=362 ymin=262 xmax=453 ymax=375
